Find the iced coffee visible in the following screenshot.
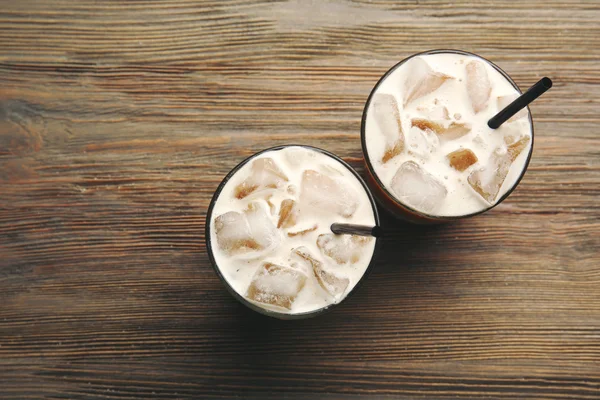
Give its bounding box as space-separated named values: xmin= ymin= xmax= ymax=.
xmin=206 ymin=146 xmax=379 ymax=317
xmin=362 ymin=50 xmax=533 ymax=221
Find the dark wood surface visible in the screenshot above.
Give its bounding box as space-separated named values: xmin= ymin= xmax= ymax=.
xmin=1 ymin=1 xmax=599 ymax=399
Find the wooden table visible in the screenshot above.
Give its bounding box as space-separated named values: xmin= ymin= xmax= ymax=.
xmin=1 ymin=1 xmax=599 ymax=399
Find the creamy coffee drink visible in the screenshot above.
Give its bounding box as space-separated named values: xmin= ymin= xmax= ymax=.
xmin=363 ymin=51 xmax=533 ymax=218
xmin=207 ymin=146 xmax=378 ymax=316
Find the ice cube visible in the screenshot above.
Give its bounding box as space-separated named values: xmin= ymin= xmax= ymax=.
xmin=442 ymin=122 xmax=472 ymax=140
xmin=390 ymin=161 xmax=448 ymax=214
xmin=283 ymin=146 xmax=316 ymax=168
xmin=412 ymin=118 xmax=444 ymax=134
xmin=300 ymin=170 xmax=359 ymax=218
xmin=287 ymin=225 xmax=318 ymax=237
xmin=407 ymin=125 xmax=440 ymax=160
xmin=416 ymin=104 xmax=450 ymax=120
xmin=234 ymin=157 xmax=288 ymax=199
xmin=497 ymin=94 xmax=528 ymax=122
xmin=317 ymin=233 xmax=372 ymax=264
xmin=467 ymin=149 xmax=511 ymax=203
xmin=412 ymin=118 xmax=442 ymax=133
xmin=504 ymin=134 xmax=531 ymax=161
xmin=467 ymin=129 xmax=530 ymax=204
xmin=265 ymin=195 xmax=276 ymax=215
xmin=447 ymin=148 xmax=478 ymax=172
xmin=246 ymin=262 xmax=307 ymax=310
xmin=412 ymin=118 xmax=471 ymax=140
xmin=371 ymin=93 xmax=404 ymax=163
xmin=293 ymin=247 xmax=349 ymax=297
xmin=466 ymin=60 xmax=492 ymax=113
xmin=404 ymin=57 xmax=452 ymax=106
xmin=473 ymin=134 xmax=486 ymax=148
xmin=319 ymin=164 xmax=344 ymax=177
xmin=277 ymin=199 xmax=298 ymax=228
xmin=214 ymin=211 xmax=259 ymax=255
xmin=245 ymin=202 xmax=280 ymax=251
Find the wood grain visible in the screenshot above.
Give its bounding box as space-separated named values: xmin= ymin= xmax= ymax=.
xmin=1 ymin=0 xmax=599 ymax=399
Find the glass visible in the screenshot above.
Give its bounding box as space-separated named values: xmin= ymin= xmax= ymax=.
xmin=205 ymin=145 xmax=381 ymax=319
xmin=360 ymin=49 xmax=534 ymax=224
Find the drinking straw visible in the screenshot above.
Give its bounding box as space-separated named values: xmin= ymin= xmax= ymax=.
xmin=488 ymin=77 xmax=552 ymax=129
xmin=330 ymin=223 xmax=382 ymax=238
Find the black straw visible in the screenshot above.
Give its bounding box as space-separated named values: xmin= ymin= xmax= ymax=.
xmin=488 ymin=77 xmax=552 ymax=129
xmin=330 ymin=223 xmax=382 ymax=238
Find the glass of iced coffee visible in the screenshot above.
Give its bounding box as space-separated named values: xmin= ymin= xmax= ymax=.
xmin=205 ymin=145 xmax=380 ymax=319
xmin=361 ymin=49 xmax=534 ymax=223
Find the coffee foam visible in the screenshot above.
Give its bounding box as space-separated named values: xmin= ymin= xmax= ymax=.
xmin=209 ymin=146 xmax=376 ymax=315
xmin=365 ymin=52 xmax=533 ymax=217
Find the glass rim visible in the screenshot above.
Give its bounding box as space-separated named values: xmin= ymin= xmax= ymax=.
xmin=204 ymin=144 xmax=382 ymax=319
xmin=360 ymin=48 xmax=535 ymax=220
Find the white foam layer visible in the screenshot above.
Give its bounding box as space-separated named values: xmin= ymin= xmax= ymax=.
xmin=209 ymin=146 xmax=376 ymax=315
xmin=365 ymin=52 xmax=533 ymax=217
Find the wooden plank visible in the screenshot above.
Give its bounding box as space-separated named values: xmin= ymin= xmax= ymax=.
xmin=1 ymin=0 xmax=599 ymax=399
